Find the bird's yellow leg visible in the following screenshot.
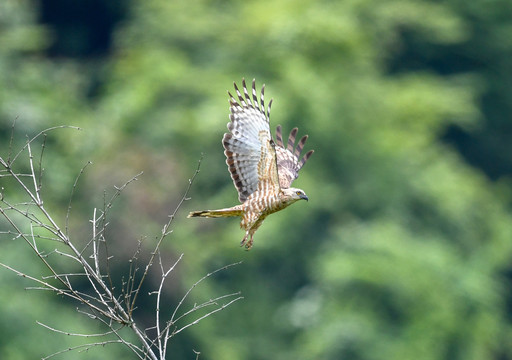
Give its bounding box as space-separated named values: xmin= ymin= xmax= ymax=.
xmin=240 ymin=231 xmax=249 ymax=247
xmin=245 ymin=233 xmax=254 ymax=250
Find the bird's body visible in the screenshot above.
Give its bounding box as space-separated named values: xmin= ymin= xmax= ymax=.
xmin=188 ymin=79 xmax=313 ymax=249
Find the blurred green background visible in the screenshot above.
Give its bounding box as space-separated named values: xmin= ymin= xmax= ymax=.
xmin=2 ymin=0 xmax=512 ymax=358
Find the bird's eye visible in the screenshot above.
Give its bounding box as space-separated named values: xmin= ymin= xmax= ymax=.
xmin=296 ymin=191 xmax=301 ymax=196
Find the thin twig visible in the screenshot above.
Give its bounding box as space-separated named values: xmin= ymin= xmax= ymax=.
xmin=1 ymin=132 xmax=241 ymax=359
xmin=10 ymin=125 xmax=81 ymax=164
xmin=37 ymin=133 xmax=46 ymax=194
xmin=171 ymin=291 xmax=242 ymax=326
xmin=26 ymin=139 xmax=41 ymax=204
xmin=7 ymin=116 xmax=17 ymax=165
xmin=172 ymin=296 xmax=243 ymax=336
xmin=41 ymin=340 xmax=128 ymax=360
xmin=155 ymin=253 xmax=184 ymax=359
xmin=37 ymin=321 xmax=119 ymax=337
xmin=170 ymin=261 xmax=242 ymax=324
xmin=66 ymin=161 xmax=92 ymax=237
xmin=130 ymin=156 xmax=202 ymax=313
xmin=193 ymin=349 xmax=201 ymax=360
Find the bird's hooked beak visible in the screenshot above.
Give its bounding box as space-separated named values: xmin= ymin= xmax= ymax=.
xmin=300 ymin=194 xmax=309 ymax=202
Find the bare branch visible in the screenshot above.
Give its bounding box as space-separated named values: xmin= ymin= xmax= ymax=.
xmin=10 ymin=125 xmax=81 ymax=165
xmin=170 ymin=261 xmax=242 ymax=324
xmin=37 ymin=133 xmax=46 ymax=194
xmin=66 ymin=161 xmax=92 ymax=237
xmin=37 ymin=321 xmax=120 ymax=338
xmin=130 ymin=156 xmax=203 ymax=313
xmin=155 ymin=253 xmax=184 ymax=358
xmin=7 ymin=116 xmax=17 ymax=164
xmin=171 ymin=291 xmax=243 ymax=326
xmin=1 ymin=128 xmax=240 ymax=359
xmin=193 ymin=349 xmax=201 ymax=360
xmin=41 ymin=340 xmax=131 ymax=360
xmin=26 ymin=138 xmax=41 ymax=204
xmin=173 ymin=296 xmax=243 ymax=336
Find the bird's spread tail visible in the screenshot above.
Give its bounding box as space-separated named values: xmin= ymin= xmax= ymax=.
xmin=187 ymin=206 xmax=243 ymax=218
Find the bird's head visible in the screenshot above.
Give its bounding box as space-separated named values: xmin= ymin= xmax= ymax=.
xmin=282 ymin=187 xmax=309 ymax=204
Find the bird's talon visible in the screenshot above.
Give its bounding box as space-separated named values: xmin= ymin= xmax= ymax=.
xmin=187 ymin=80 xmax=313 ymax=252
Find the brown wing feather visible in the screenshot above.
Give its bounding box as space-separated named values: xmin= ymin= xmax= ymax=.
xmin=223 ymin=79 xmax=280 ymax=202
xmin=275 ymin=125 xmax=314 ymax=189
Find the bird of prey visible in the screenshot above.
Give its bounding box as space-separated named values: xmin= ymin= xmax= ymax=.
xmin=188 ymin=79 xmax=314 ymax=249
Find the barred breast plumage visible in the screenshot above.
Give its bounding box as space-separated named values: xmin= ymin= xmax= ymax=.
xmin=188 ymin=79 xmax=313 ymax=249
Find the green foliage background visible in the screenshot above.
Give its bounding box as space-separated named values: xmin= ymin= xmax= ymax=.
xmin=1 ymin=0 xmax=512 ymax=358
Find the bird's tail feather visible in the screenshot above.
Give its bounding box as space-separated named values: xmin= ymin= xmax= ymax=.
xmin=187 ymin=206 xmax=243 ymax=218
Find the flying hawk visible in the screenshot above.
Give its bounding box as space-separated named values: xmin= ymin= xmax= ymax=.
xmin=188 ymin=79 xmax=314 ymax=249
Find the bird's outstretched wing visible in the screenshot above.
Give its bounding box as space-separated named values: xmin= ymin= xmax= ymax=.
xmin=275 ymin=125 xmax=314 ymax=189
xmin=223 ymin=79 xmax=280 ymax=203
